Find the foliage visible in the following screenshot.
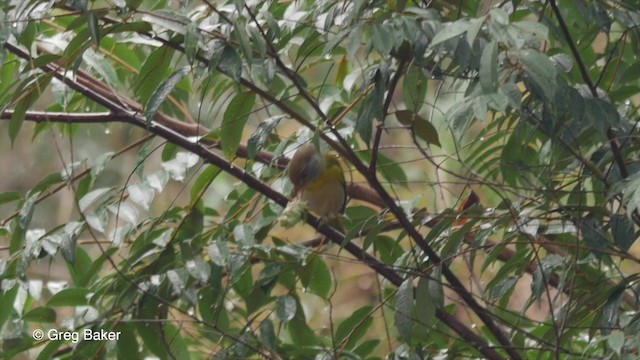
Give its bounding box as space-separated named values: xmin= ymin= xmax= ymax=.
xmin=1 ymin=0 xmax=640 ymax=359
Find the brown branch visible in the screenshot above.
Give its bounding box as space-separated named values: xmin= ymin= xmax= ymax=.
xmin=0 ymin=110 xmax=124 ymax=123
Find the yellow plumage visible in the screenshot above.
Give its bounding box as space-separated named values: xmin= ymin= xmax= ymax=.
xmin=287 ymin=144 xmax=346 ymax=219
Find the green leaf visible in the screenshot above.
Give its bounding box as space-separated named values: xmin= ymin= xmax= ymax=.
xmin=299 ymin=256 xmax=332 ymax=299
xmin=499 ymin=81 xmax=522 ymax=109
xmin=233 ymin=18 xmax=253 ymax=63
xmin=413 ymin=115 xmax=441 ymax=147
xmin=62 ymin=25 xmax=91 ymax=62
xmin=395 ymin=109 xmax=414 ymax=125
xmin=136 ymin=320 xmax=168 ymax=359
xmin=22 ymin=307 xmax=56 ymax=323
xmin=276 ymin=295 xmax=296 ymax=323
xmin=87 ymin=10 xmax=100 ymax=47
xmin=430 ymin=19 xmax=470 ymax=47
xmin=186 ymin=258 xmax=211 ymax=282
xmin=208 ymin=240 xmax=230 ymax=266
xmin=357 ymin=68 xmax=386 ymax=145
xmin=47 ymin=288 xmax=92 ymax=307
xmin=134 ymin=46 xmax=174 ymax=104
xmin=78 ymin=248 xmax=118 ymax=287
xmin=581 ymin=215 xmax=610 ymax=253
xmin=334 ymin=306 xmax=374 ymax=349
xmin=518 ymin=49 xmax=557 ymax=100
xmin=0 ymin=284 xmax=19 ymax=330
xmin=24 ymin=54 xmax=62 ymax=72
xmin=374 ymin=235 xmax=404 ymax=264
xmin=116 ymin=323 xmax=141 ymax=360
xmin=608 ymin=331 xmax=624 ymax=356
xmin=184 ymin=23 xmax=199 ymax=65
xmin=415 ymin=277 xmax=435 ymax=328
xmin=489 ymin=275 xmax=518 ymax=301
xmin=402 ymin=67 xmax=429 ymax=112
xmin=611 ymin=214 xmax=635 ymax=251
xmin=0 ymin=191 xmax=21 ymax=205
xmin=17 ymin=191 xmax=39 ymax=236
xmin=231 ymin=261 xmax=253 ymax=298
xmin=531 ymin=254 xmax=564 ymax=299
xmin=260 ymin=319 xmax=277 ymax=350
xmin=68 ymin=246 xmax=92 ymax=285
xmin=289 ymin=314 xmax=319 ymax=347
xmin=0 ymin=54 xmax=18 ymax=95
xmin=480 ymin=41 xmax=498 ymax=92
xmin=126 ymin=0 xmax=143 ymax=9
xmin=198 ymin=285 xmax=217 ymax=325
xmin=247 ymin=115 xmax=283 ymax=159
xmin=371 ymin=24 xmax=393 ymax=54
xmin=90 ymin=151 xmax=114 ymax=178
xmin=353 ymin=339 xmax=380 ymax=358
xmin=10 ymin=75 xmax=52 ymax=144
xmin=136 ymin=296 xmax=169 ymax=359
xmin=447 ymin=100 xmax=474 ymax=143
xmin=36 ymin=340 xmax=64 ymax=360
xmin=218 ymin=44 xmax=243 ymax=81
xmin=396 ymin=110 xmax=440 ymax=146
xmin=466 ymin=16 xmax=485 ymax=46
xmin=221 ymin=91 xmax=256 ymax=159
xmin=207 ymin=40 xmax=226 ymax=75
xmin=145 ymin=66 xmax=190 ymax=125
xmin=394 ymin=278 xmax=413 ymax=344
xmin=79 ymin=187 xmax=113 ymax=212
xmin=602 ymin=286 xmax=624 ymax=331
xmin=583 ymin=98 xmax=621 ymax=136
xmin=248 ymin=26 xmax=267 ymax=59
xmin=161 ymin=152 xmax=199 ymax=181
xmin=164 ymin=323 xmax=191 ymax=360
xmin=105 ymin=21 xmax=153 ymax=35
xmin=127 ymin=183 xmax=155 ymax=211
xmin=191 ymin=165 xmax=221 ymax=203
xmin=376 ymin=152 xmax=408 ymax=187
xmin=428 ymin=268 xmax=444 ymax=309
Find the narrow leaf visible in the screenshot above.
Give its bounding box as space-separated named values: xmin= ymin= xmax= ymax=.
xmin=518 ymin=50 xmax=557 ymax=100
xmin=415 ymin=277 xmax=435 ymax=328
xmin=145 ymin=66 xmax=190 ymax=125
xmin=135 ymin=46 xmax=174 ymax=104
xmin=22 ymin=307 xmax=56 ymax=323
xmin=276 ymin=295 xmax=296 ymax=323
xmin=334 ymin=306 xmax=374 ymax=349
xmin=430 ymin=20 xmax=470 ymax=47
xmin=0 ymin=192 xmax=21 ymax=205
xmin=611 ymin=214 xmax=635 ymax=251
xmin=221 ymin=91 xmax=256 ymax=159
xmin=394 ymin=279 xmax=413 ymax=344
xmin=87 ymin=10 xmax=100 ymax=47
xmin=47 ymin=288 xmax=91 ymax=307
xmin=247 ymin=116 xmax=283 ymax=159
xmin=218 ymin=44 xmax=242 ymax=81
xmin=116 ymin=323 xmax=140 ymax=360
xmin=260 ymin=319 xmax=277 ymax=350
xmin=480 ymin=41 xmax=498 ymax=92
xmin=184 ymin=23 xmax=199 ymax=65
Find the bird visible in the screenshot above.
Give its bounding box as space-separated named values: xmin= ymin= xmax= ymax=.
xmin=287 ymin=144 xmax=346 ymax=225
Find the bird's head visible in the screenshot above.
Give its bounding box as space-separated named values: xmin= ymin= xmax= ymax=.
xmin=287 ymin=144 xmax=323 ymax=196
